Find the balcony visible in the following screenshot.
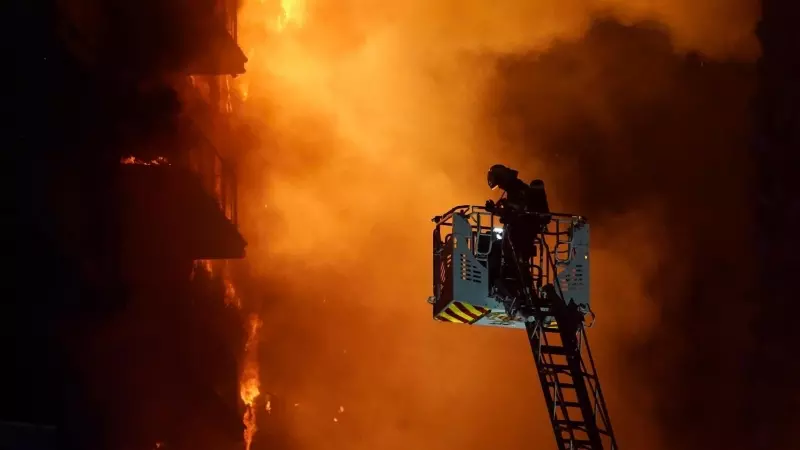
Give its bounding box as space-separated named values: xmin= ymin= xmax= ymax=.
xmin=116 ymin=114 xmax=246 ymax=285
xmin=57 ymin=0 xmax=247 ymax=77
xmin=186 ymin=22 xmax=247 ymax=76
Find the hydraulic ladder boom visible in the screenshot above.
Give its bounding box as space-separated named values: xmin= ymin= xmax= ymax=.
xmin=526 ymin=298 xmax=618 ymax=449
xmin=524 ymin=223 xmax=618 ymax=450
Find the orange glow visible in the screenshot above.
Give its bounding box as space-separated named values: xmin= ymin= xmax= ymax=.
xmin=231 ymin=1 xmax=758 ymax=449
xmin=224 ymin=278 xmax=244 ymax=309
xmin=237 ymin=79 xmax=250 ymax=102
xmin=276 ymin=0 xmax=306 ymax=31
xmin=225 ymin=76 xmax=235 ymax=114
xmin=195 ymin=260 xmax=213 ymax=273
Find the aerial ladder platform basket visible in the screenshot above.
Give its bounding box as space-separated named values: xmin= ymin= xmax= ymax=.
xmin=428 ymin=205 xmax=618 ymax=450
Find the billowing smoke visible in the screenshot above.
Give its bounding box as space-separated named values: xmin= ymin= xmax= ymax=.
xmin=486 ymin=19 xmax=758 ymax=449
xmin=232 ymin=1 xmax=758 ymax=449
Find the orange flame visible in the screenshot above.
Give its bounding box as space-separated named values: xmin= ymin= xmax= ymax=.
xmin=240 ymin=314 xmax=263 ymax=450
xmin=199 ymin=260 xmax=261 ymax=449
xmin=120 ymin=156 xmax=170 ymax=166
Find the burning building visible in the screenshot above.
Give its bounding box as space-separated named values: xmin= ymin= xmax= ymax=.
xmin=5 ymin=0 xmax=257 ymax=449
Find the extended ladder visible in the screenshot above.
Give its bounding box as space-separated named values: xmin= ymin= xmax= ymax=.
xmin=525 ymin=301 xmax=618 ymax=450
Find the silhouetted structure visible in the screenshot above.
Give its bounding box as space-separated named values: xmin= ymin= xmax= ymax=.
xmin=6 ymin=1 xmax=250 ymax=449
xmin=749 ymin=1 xmax=800 ymax=448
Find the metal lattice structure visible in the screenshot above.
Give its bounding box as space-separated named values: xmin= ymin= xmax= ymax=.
xmin=429 ymin=205 xmax=618 ymax=450
xmin=527 ymin=312 xmax=617 ymax=449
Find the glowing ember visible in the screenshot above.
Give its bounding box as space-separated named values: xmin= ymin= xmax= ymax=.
xmin=120 ymin=156 xmax=170 ymax=166
xmin=240 ymin=314 xmax=263 ymax=450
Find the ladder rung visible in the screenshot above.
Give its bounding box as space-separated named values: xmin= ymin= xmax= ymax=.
xmin=566 ymin=439 xmax=593 ymax=448
xmin=547 ymin=382 xmax=575 ymax=389
xmin=542 ymin=364 xmax=571 ymax=373
xmin=558 ymin=401 xmax=582 ymax=408
xmin=554 ymin=419 xmax=587 ymax=428
xmin=539 ymin=345 xmax=567 ymax=355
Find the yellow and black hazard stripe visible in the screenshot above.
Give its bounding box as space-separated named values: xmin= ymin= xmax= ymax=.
xmin=435 ymin=302 xmax=490 ymax=324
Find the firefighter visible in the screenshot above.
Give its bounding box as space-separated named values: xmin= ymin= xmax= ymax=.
xmin=485 ymin=165 xmax=551 ymax=307
xmin=486 ymin=164 xmax=550 ymax=216
xmin=486 ymin=164 xmax=551 ymax=261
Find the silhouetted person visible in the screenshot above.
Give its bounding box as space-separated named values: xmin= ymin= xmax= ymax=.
xmin=487 ymin=164 xmax=550 ymax=217
xmin=485 ymin=165 xmax=551 ymax=305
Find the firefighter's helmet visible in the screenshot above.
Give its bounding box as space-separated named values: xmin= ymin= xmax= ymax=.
xmin=487 ymin=164 xmax=519 ymax=190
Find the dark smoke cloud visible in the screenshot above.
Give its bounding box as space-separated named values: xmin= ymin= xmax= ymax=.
xmin=486 ymin=18 xmax=759 ymax=449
